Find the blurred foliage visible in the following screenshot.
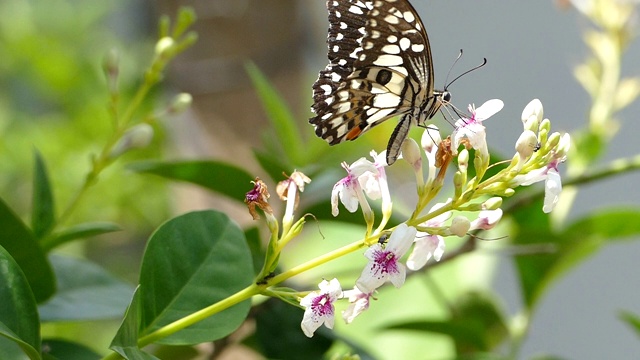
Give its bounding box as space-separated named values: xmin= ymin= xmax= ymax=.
xmin=0 ymin=0 xmax=169 ymax=231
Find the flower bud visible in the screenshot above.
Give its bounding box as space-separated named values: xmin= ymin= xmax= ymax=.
xmin=449 ymin=216 xmax=470 ymax=237
xmin=155 ymin=37 xmax=175 ymax=57
xmin=482 ymin=197 xmax=503 ymax=210
xmin=421 ymin=125 xmax=441 ymax=153
xmin=168 ymin=93 xmax=192 ymax=114
xmin=457 ymin=148 xmax=469 ymax=173
xmin=521 ymin=99 xmax=543 ymax=130
xmin=515 ymin=130 xmax=538 ymax=160
xmin=546 ymin=132 xmax=561 ymax=150
xmin=402 ymin=138 xmax=422 ymax=170
xmin=109 ymin=124 xmax=154 ymax=158
xmin=556 ymin=133 xmax=571 ymax=158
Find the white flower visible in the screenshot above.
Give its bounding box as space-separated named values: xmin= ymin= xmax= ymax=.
xmin=470 ymin=209 xmax=503 ymax=230
xmin=451 ymin=99 xmax=504 ymax=158
xmin=407 ymin=202 xmax=450 ymax=271
xmin=449 ymin=216 xmax=471 ymax=237
xmin=341 ymin=287 xmax=373 ymax=324
xmin=358 ymin=150 xmax=391 ymax=207
xmin=356 ymin=223 xmax=416 ymax=293
xmin=331 ymin=159 xmax=375 ymax=216
xmin=512 ymin=133 xmax=570 ymax=213
xmin=331 ymin=151 xmax=390 ymax=217
xmin=300 ymin=278 xmax=342 ymax=337
xmin=421 ymin=126 xmax=441 ymax=182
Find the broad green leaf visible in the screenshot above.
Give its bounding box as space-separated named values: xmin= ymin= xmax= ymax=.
xmin=619 ymin=310 xmax=640 ymax=339
xmin=244 ymin=227 xmax=264 ymax=274
xmin=0 ymin=245 xmax=41 ymax=359
xmin=39 ymin=255 xmax=134 ymax=321
xmin=41 ymin=339 xmax=100 ymax=360
xmin=387 ymin=292 xmax=508 ymax=354
xmin=139 ymin=210 xmax=253 ymax=344
xmin=129 ymin=160 xmax=254 ymax=203
xmin=43 ymin=222 xmax=121 ymax=252
xmin=514 ymin=206 xmax=640 ymax=309
xmin=32 ymin=151 xmax=55 ymax=240
xmin=110 ymin=287 xmax=158 ymax=360
xmin=255 ymin=299 xmax=333 ymax=360
xmin=244 ymin=61 xmax=304 ymax=166
xmin=0 ymin=197 xmax=55 ymax=302
xmin=0 ymin=337 xmax=30 ymax=360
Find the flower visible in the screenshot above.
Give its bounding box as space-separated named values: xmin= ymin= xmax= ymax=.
xmin=300 ymin=278 xmax=342 ymax=337
xmin=512 ymin=133 xmax=570 ymax=213
xmin=245 ymin=177 xmax=272 ymax=220
xmin=421 ymin=125 xmax=442 ymax=183
xmin=276 ymin=171 xmax=311 ymax=230
xmin=355 ymin=223 xmax=416 ymax=293
xmin=341 ymin=287 xmax=374 ymax=324
xmin=470 ymin=209 xmax=503 ymax=230
xmin=331 ymin=151 xmax=390 ymax=217
xmin=451 ymin=99 xmax=504 ymax=158
xmin=407 ymin=202 xmax=450 ymax=271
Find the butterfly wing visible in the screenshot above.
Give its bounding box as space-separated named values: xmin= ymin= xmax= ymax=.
xmin=310 ymin=0 xmax=439 ymax=164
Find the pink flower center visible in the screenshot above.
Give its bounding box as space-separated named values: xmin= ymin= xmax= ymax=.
xmin=371 ymin=249 xmax=398 ymax=276
xmin=311 ymin=294 xmax=334 ymax=317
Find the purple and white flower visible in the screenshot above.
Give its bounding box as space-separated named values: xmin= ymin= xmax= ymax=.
xmin=452 ymin=99 xmax=504 ymax=159
xmin=356 ymin=223 xmax=416 ymax=293
xmin=300 ymin=278 xmax=342 ymax=337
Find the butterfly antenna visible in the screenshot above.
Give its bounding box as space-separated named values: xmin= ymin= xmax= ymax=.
xmin=443 ymin=49 xmax=464 ymax=89
xmin=445 ymin=57 xmax=487 ymax=90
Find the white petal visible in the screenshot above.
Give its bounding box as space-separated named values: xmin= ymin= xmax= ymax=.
xmin=339 ymin=183 xmax=360 ymax=213
xmin=301 ymin=308 xmax=323 ymax=337
xmin=543 ymin=169 xmax=562 ymax=213
xmin=406 ymin=235 xmax=436 ymax=270
xmin=356 ymin=263 xmax=387 ymax=293
xmin=521 ymin=99 xmax=543 ymax=125
xmin=387 ymin=262 xmax=407 ymax=288
xmin=386 ymin=224 xmax=416 ymax=257
xmin=474 ymin=99 xmax=504 ymax=121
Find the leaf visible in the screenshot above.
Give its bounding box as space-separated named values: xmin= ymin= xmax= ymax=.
xmin=244 ymin=227 xmax=264 ymax=275
xmin=110 ymin=287 xmax=159 ymax=360
xmin=387 ymin=292 xmax=508 ymax=354
xmin=38 ymin=254 xmax=135 ymax=321
xmin=0 ymin=196 xmax=55 ymax=303
xmin=0 ymin=245 xmax=41 ymax=360
xmin=129 ymin=160 xmax=254 ymax=203
xmin=244 ymin=61 xmax=304 ymax=166
xmin=513 ymin=204 xmax=640 ymax=309
xmin=32 ymin=150 xmax=55 ymax=240
xmin=619 ymin=310 xmax=640 ymax=339
xmin=43 ymin=222 xmax=121 ymax=252
xmin=138 ymin=210 xmax=253 ymax=345
xmin=255 ymin=299 xmax=333 ymax=360
xmin=252 ymin=148 xmax=289 ymax=183
xmin=41 ymin=339 xmax=100 ymax=360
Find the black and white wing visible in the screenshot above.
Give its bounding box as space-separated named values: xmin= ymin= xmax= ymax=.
xmin=310 ymin=0 xmax=443 ymax=164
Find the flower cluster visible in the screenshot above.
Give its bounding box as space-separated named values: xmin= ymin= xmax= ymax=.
xmin=245 ymin=99 xmax=570 ymax=338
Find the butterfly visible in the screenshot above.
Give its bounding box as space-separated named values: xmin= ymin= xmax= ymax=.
xmin=309 ymin=0 xmax=450 ymax=165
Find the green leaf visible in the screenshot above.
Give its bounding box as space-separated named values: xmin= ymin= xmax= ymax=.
xmin=255 ymin=299 xmax=333 ymax=360
xmin=43 ymin=222 xmax=121 ymax=252
xmin=244 ymin=227 xmax=264 ymax=275
xmin=32 ymin=151 xmax=55 ymax=240
xmin=41 ymin=339 xmax=100 ymax=360
xmin=0 ymin=245 xmax=41 ymax=360
xmin=386 ymin=292 xmax=508 ymax=354
xmin=0 ymin=197 xmax=55 ymax=303
xmin=129 ymin=160 xmax=254 ymax=203
xmin=110 ymin=287 xmax=159 ymax=360
xmin=38 ymin=254 xmax=135 ymax=321
xmin=513 ymin=205 xmax=640 ymax=309
xmin=619 ymin=310 xmax=640 ymax=339
xmin=252 ymin=148 xmax=289 ymax=183
xmin=138 ymin=210 xmax=253 ymax=345
xmin=244 ymin=61 xmax=304 ymax=166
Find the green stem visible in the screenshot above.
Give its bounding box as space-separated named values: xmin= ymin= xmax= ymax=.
xmin=268 ymin=240 xmax=366 ymax=285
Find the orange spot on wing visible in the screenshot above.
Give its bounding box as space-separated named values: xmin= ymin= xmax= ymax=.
xmin=346 ymin=126 xmax=362 ymax=140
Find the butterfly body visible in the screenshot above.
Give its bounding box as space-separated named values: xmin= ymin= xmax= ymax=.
xmin=310 ymin=0 xmax=448 ymax=164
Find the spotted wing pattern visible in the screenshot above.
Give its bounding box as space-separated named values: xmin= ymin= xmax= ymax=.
xmin=310 ymin=0 xmax=445 ymax=164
